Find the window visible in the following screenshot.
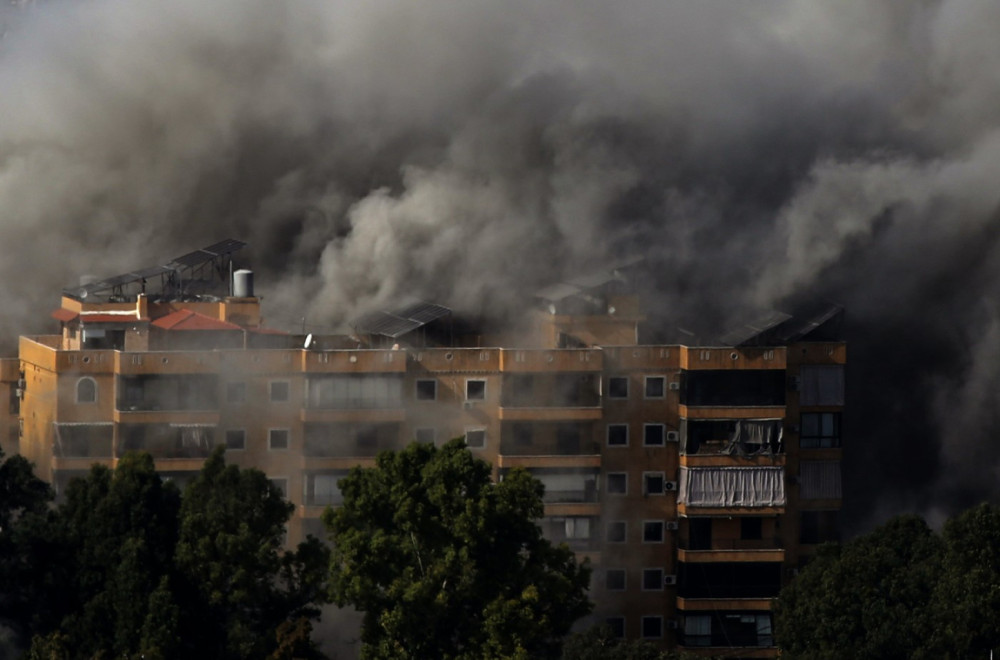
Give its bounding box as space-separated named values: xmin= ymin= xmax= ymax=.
xmin=644 ymin=376 xmax=665 ymax=399
xmin=226 ymin=381 xmax=246 ymax=404
xmin=643 ymin=423 xmax=665 ymax=446
xmin=741 ymin=517 xmax=763 ymax=540
xmin=605 ymin=617 xmax=625 ymax=639
xmin=643 ymin=472 xmax=666 ymax=495
xmin=641 ymin=616 xmax=663 ymax=639
xmin=608 ymin=377 xmax=629 ymax=399
xmin=642 ymin=568 xmax=664 ymax=591
xmin=269 ymin=380 xmax=290 ymax=403
xmin=607 ymin=472 xmax=627 ymax=495
xmin=465 ymin=428 xmax=486 ymax=449
xmin=415 ymin=428 xmax=435 ymax=444
xmin=415 ymin=379 xmax=437 ymax=401
xmin=801 ymin=412 xmax=841 ymax=448
xmin=563 ymin=516 xmax=591 ymax=540
xmin=643 ymin=520 xmax=664 ymax=543
xmin=268 ymin=428 xmax=289 ymax=450
xmin=799 ymin=366 xmax=845 ymax=405
xmin=76 ymin=377 xmax=97 ymax=404
xmin=269 ymin=478 xmax=288 ymax=498
xmin=607 ymin=424 xmax=628 ymax=447
xmin=607 ymin=520 xmax=626 ymax=543
xmin=605 ymin=568 xmax=626 ymax=591
xmin=224 ymin=429 xmax=246 ymax=450
xmin=466 ymin=379 xmax=486 ymax=401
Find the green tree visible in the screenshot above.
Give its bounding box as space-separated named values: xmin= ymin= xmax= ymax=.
xmin=0 ymin=449 xmax=54 ymax=654
xmin=775 ymin=514 xmax=943 ymax=660
xmin=175 ymin=447 xmax=330 ymax=659
xmin=325 ymin=439 xmax=592 ymax=660
xmin=561 ymin=624 xmax=708 ymax=659
xmin=928 ymin=503 xmax=1000 ymax=658
xmin=1 ymin=448 xmax=330 ymax=658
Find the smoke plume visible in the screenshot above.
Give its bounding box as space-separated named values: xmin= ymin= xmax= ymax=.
xmin=4 ymin=0 xmax=1000 ymax=531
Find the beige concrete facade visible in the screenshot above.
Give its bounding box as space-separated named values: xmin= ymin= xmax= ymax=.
xmin=2 ymin=289 xmax=845 ymax=658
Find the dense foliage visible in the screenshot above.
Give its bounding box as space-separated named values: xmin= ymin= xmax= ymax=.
xmin=775 ymin=505 xmax=1000 ymax=659
xmin=0 ymin=448 xmax=329 ymax=659
xmin=561 ymin=625 xmax=707 ymax=660
xmin=325 ymin=438 xmax=593 ymax=659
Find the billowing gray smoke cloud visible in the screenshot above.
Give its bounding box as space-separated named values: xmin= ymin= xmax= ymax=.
xmin=4 ymin=0 xmax=1000 ymax=530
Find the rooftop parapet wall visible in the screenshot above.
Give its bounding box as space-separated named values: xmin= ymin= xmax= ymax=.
xmin=499 ymin=348 xmax=603 ymax=373
xmin=408 ymin=348 xmax=501 ymax=373
xmin=679 ymin=347 xmax=787 ymax=371
xmin=300 ymin=349 xmax=407 ymax=374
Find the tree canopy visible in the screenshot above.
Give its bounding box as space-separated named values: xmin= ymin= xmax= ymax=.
xmin=324 ymin=438 xmax=592 ymax=660
xmin=775 ymin=504 xmax=1000 ymax=660
xmin=0 ymin=447 xmax=330 ymax=659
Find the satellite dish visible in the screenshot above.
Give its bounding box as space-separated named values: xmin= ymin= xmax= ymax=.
xmin=304 ymin=333 xmax=313 ymax=349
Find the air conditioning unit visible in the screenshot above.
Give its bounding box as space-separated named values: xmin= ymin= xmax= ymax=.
xmin=14 ymin=388 xmax=23 ymax=399
xmin=666 ymin=619 xmax=679 ymax=630
xmin=17 ymin=378 xmax=26 ymax=389
xmin=664 ymin=481 xmax=678 ymax=492
xmin=663 ymin=574 xmax=677 ymax=586
xmin=788 ymin=375 xmax=801 ymax=391
xmin=665 ymin=520 xmax=679 ymax=531
xmin=668 ymin=382 xmax=680 ymax=391
xmin=463 ymin=401 xmax=475 ymax=409
xmin=666 ymin=431 xmax=679 ymax=442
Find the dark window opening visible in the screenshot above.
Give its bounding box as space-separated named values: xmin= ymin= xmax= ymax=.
xmin=608 ymin=377 xmax=629 ymax=399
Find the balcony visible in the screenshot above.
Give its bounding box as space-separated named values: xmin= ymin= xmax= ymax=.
xmin=677 ymin=537 xmax=785 ymax=563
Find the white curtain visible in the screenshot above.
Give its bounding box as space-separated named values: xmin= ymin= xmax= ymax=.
xmin=799 ymin=461 xmax=842 ymax=499
xmin=678 ymin=467 xmax=786 ymax=507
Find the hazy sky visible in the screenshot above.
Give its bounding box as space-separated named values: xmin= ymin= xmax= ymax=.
xmin=4 ymin=0 xmax=1000 ymax=529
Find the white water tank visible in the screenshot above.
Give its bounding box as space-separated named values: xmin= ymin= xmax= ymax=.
xmin=233 ymin=269 xmax=254 ymax=298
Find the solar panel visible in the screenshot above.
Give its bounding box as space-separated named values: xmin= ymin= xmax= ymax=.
xmin=62 ymin=239 xmax=246 ymax=300
xmin=395 ymin=302 xmax=451 ymax=325
xmin=352 ymin=301 xmax=452 ymax=338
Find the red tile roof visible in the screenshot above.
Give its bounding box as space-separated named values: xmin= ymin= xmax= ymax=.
xmin=51 ymin=308 xmax=79 ymax=322
xmin=152 ymin=310 xmax=242 ymax=331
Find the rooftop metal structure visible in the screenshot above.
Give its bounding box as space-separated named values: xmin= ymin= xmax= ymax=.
xmin=63 ymin=239 xmax=246 ymax=302
xmin=351 ymin=301 xmax=452 ymax=339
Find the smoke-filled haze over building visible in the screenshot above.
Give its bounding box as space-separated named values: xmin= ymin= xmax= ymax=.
xmin=2 ymin=0 xmax=1000 ymax=530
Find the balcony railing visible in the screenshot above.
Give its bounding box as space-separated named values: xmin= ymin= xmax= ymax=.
xmin=678 ymin=537 xmax=783 ymax=551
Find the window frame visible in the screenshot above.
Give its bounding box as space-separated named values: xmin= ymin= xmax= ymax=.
xmin=644 ymin=375 xmax=666 ymax=399
xmin=464 ymin=427 xmax=487 ymax=449
xmin=605 ymin=568 xmax=627 ymax=592
xmin=643 ymin=423 xmax=665 ymax=446
xmin=606 ymin=423 xmax=629 ymax=448
xmin=641 ymin=615 xmax=664 ymax=640
xmin=268 ymin=428 xmax=290 ymax=451
xmin=606 ymin=520 xmax=627 ymax=544
xmin=465 ymin=378 xmax=487 ymax=402
xmin=643 ymin=471 xmax=666 ymax=496
xmin=642 ymin=568 xmax=665 ymax=592
xmin=800 ymin=412 xmax=842 ymax=448
xmin=76 ymin=377 xmax=98 ymax=404
xmin=606 ymin=472 xmax=628 ymax=496
xmin=415 ymin=379 xmax=437 ymax=402
xmin=224 ymin=428 xmax=246 ymax=451
xmin=607 ymin=376 xmax=629 ymax=400
xmin=268 ymin=380 xmax=291 ymax=404
xmin=642 ymin=520 xmax=665 ymax=544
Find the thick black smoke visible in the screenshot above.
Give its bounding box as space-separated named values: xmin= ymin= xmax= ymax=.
xmin=3 ymin=0 xmax=1000 ymax=531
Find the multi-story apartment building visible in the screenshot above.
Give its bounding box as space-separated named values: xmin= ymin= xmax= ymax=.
xmin=1 ymin=240 xmax=844 ymax=658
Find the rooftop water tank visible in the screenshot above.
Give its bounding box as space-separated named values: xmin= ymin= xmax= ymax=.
xmin=233 ymin=269 xmax=254 ymax=298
